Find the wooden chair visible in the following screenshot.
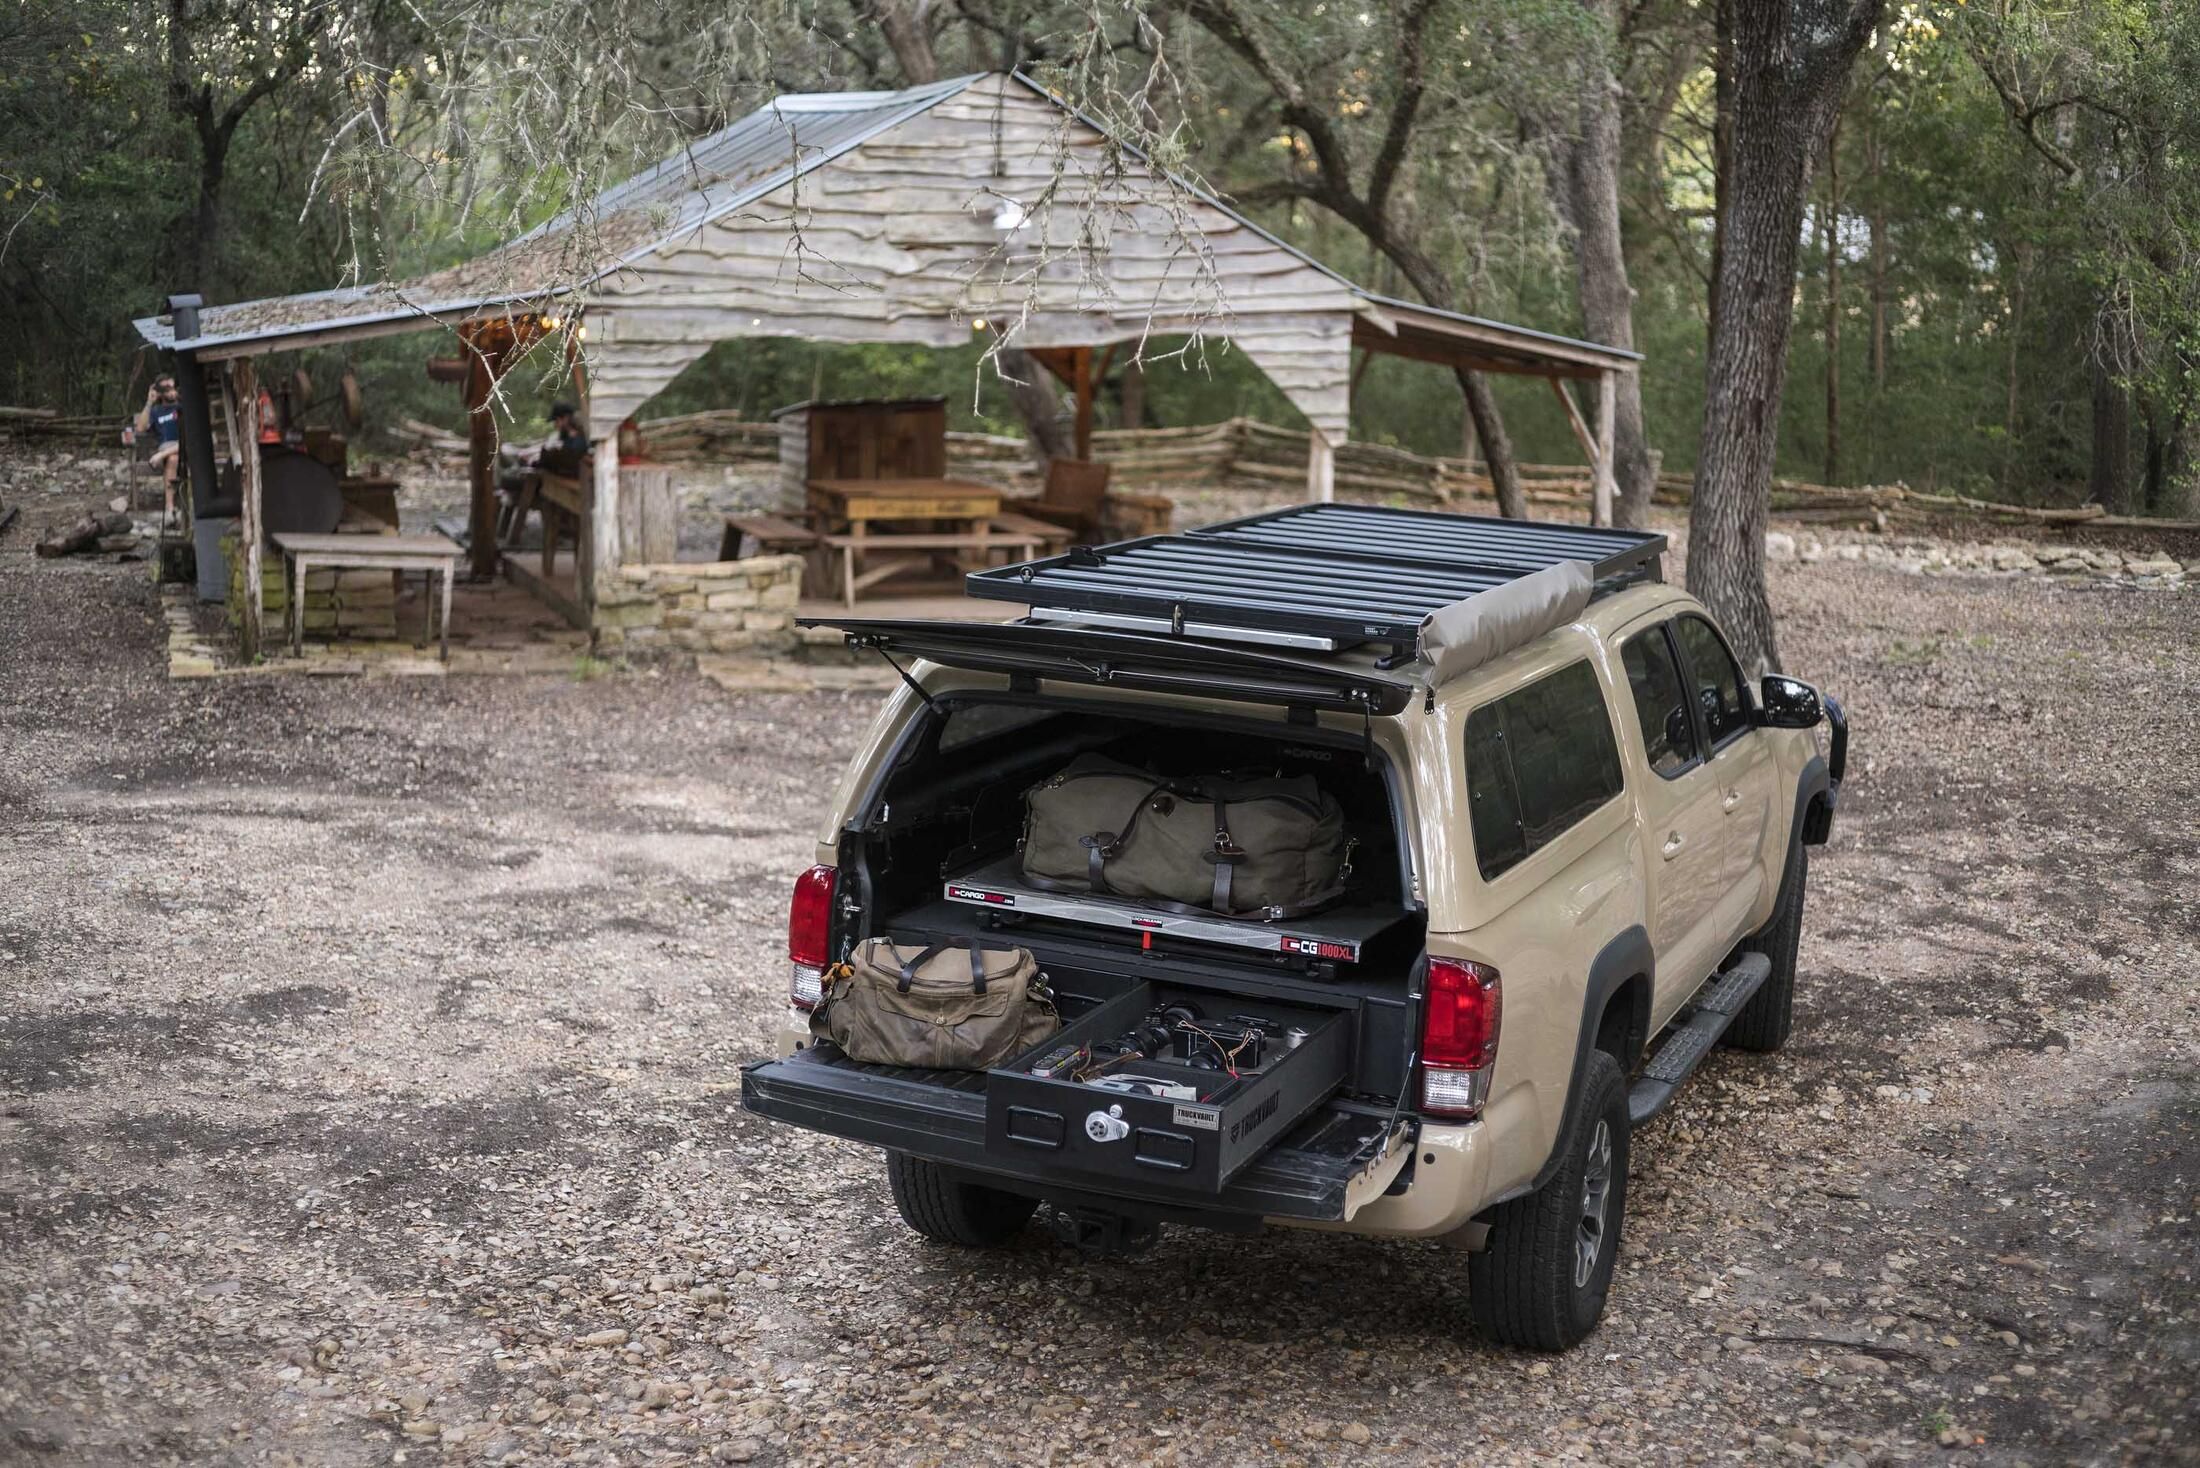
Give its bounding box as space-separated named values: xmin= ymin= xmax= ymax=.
xmin=1021 ymin=459 xmax=1114 ymax=542
xmin=719 ymin=513 xmax=819 ymax=561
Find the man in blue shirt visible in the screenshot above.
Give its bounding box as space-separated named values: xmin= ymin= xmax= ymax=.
xmin=128 ymin=375 xmax=184 ymax=522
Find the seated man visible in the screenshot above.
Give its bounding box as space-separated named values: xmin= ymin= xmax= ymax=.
xmin=497 ymin=403 xmax=592 ymax=545
xmin=125 ymin=376 xmax=184 ymax=524
xmin=535 ymin=402 xmax=589 ymax=477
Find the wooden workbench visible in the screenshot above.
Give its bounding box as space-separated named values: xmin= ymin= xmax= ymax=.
xmin=271 ymin=532 xmax=462 ymax=660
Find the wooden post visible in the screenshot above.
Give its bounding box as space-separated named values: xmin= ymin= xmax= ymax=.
xmin=1548 ymin=378 xmax=1619 ymax=521
xmin=228 ymin=359 xmax=265 ymax=661
xmin=1307 ymin=428 xmax=1336 ymax=503
xmin=1072 ymin=346 xmax=1094 ymax=461
xmin=586 ymin=436 xmax=619 ymax=621
xmin=463 ymin=340 xmax=503 ymax=578
xmin=1593 ymin=370 xmax=1618 ymax=528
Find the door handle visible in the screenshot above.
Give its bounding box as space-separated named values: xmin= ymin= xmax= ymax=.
xmin=1661 ymin=831 xmax=1685 ymax=860
xmin=1722 ymin=789 xmax=1743 ymax=812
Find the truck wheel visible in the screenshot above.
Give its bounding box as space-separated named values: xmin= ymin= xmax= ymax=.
xmin=1725 ymin=838 xmax=1807 ymax=1053
xmin=885 ymin=1152 xmax=1038 ymax=1247
xmin=1467 ymin=1050 xmax=1629 ymax=1352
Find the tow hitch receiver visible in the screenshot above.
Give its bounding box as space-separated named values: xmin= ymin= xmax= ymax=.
xmin=1051 ymin=1206 xmax=1161 ymax=1258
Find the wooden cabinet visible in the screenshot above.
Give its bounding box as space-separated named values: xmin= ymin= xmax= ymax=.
xmin=773 ymin=398 xmax=947 ymax=507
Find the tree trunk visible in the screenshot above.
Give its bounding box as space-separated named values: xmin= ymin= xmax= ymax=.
xmin=1003 ymin=357 xmax=1074 ymax=463
xmin=193 ymin=141 xmax=226 ymax=286
xmin=2088 ymin=348 xmax=2130 ymax=513
xmin=1866 ymin=113 xmax=1887 ymax=391
xmin=1689 ymin=0 xmax=1881 ymax=676
xmin=1560 ymin=0 xmax=1656 ymax=529
xmin=1708 ymin=0 xmax=1735 ymax=351
xmin=1457 ymin=369 xmax=1524 ymax=518
xmin=1118 ymin=358 xmax=1146 ymax=430
xmin=868 ymin=0 xmax=940 ymax=83
xmin=1822 ymin=118 xmax=1840 ymax=486
xmin=2165 ymin=395 xmax=2198 ymax=519
xmin=2001 ymin=244 xmax=2027 ymax=493
xmin=2141 ymin=404 xmax=2165 ymax=515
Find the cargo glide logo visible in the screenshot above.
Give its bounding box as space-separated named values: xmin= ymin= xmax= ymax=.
xmin=947 ymin=886 xmax=1014 ymax=906
xmin=1279 ymin=935 xmax=1355 ymax=961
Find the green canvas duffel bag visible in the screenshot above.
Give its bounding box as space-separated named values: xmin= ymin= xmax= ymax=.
xmin=810 ymin=938 xmax=1058 ymax=1071
xmin=1020 ymin=754 xmax=1351 ymax=919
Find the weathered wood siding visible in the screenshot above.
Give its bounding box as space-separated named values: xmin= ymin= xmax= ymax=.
xmin=583 ymin=75 xmax=1356 ymax=439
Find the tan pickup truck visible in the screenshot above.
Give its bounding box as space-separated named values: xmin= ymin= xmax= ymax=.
xmin=744 ymin=504 xmax=1845 ymax=1351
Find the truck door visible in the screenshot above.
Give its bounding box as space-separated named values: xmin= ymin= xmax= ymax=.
xmin=1669 ymin=614 xmax=1778 ymax=945
xmin=1615 ymin=618 xmax=1729 ymax=1022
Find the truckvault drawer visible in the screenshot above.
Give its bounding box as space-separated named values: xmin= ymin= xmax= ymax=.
xmin=983 ymin=983 xmax=1352 ymax=1194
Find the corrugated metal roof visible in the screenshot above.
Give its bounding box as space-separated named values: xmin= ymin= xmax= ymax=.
xmin=133 ymin=75 xmax=983 ymax=354
xmin=131 ymin=69 xmax=1637 ymax=375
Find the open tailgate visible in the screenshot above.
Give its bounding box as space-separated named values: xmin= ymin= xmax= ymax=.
xmin=741 ymin=1048 xmax=1413 ymax=1223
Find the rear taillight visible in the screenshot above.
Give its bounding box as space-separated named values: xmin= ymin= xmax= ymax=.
xmin=1422 ymin=957 xmax=1501 ymax=1118
xmin=787 ymin=865 xmax=837 ymax=1009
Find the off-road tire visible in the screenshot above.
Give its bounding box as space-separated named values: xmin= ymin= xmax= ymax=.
xmin=885 ymin=1152 xmax=1038 ymax=1247
xmin=1467 ymin=1050 xmax=1629 ymax=1352
xmin=1726 ymin=838 xmax=1807 ymax=1053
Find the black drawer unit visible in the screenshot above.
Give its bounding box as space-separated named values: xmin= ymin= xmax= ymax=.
xmin=984 ymin=983 xmax=1352 ymax=1194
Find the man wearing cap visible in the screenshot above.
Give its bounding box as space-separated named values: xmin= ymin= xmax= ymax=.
xmin=126 ymin=376 xmax=184 ymax=524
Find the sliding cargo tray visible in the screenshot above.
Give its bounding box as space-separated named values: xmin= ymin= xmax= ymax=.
xmin=942 ymin=855 xmax=1403 ymax=964
xmin=986 ymin=981 xmax=1352 ymax=1194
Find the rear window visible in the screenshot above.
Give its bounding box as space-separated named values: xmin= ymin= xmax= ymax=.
xmin=936 ymin=702 xmax=1055 ymax=752
xmin=1464 ymin=660 xmax=1625 ymax=881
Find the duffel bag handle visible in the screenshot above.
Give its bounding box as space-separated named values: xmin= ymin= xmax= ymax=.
xmin=1077 ymin=778 xmax=1178 ymax=895
xmin=1207 ymin=797 xmax=1245 ymax=913
xmin=891 ymin=940 xmax=994 ymax=996
xmin=894 ymin=942 xmax=947 ymax=994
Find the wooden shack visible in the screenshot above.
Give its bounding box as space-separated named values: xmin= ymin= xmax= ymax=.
xmin=134 ymin=71 xmax=1640 ymax=655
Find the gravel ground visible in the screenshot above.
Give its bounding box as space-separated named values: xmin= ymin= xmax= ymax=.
xmin=2 ymin=470 xmax=2196 ymax=1466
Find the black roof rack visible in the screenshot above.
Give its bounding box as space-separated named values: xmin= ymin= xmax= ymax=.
xmin=965 ymin=503 xmax=1665 ymax=656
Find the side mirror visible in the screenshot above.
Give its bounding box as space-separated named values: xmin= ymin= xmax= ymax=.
xmin=1759 ymin=675 xmax=1823 ymax=729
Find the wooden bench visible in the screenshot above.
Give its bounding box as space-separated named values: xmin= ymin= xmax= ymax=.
xmin=503 ymin=469 xmax=584 ymax=574
xmin=720 ymin=512 xmax=819 ymax=561
xmin=1104 ymin=491 xmax=1175 ymax=539
xmin=822 ymin=528 xmax=1046 ymax=607
xmin=988 ymin=510 xmax=1074 ymax=550
xmin=272 ymin=532 xmax=463 ymax=660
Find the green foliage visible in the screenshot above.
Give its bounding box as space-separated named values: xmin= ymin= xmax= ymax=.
xmin=1 ymin=0 xmax=2194 ymax=512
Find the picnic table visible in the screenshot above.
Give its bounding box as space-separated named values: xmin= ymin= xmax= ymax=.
xmin=805 ymin=476 xmax=1010 ymax=603
xmin=271 ymin=532 xmax=462 ymax=660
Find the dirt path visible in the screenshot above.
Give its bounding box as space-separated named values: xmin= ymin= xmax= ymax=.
xmin=1 ymin=527 xmax=2193 ymax=1466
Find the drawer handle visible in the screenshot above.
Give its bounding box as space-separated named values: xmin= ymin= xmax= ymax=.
xmin=1004 ymin=1106 xmax=1065 ymax=1149
xmin=1132 ymin=1128 xmax=1196 ymax=1171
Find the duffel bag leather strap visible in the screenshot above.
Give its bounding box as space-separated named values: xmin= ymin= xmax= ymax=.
xmin=1208 ymin=797 xmax=1245 ymax=914
xmin=1078 ymin=779 xmax=1178 ymax=894
xmin=968 ymin=941 xmax=988 ymax=996
xmin=895 ymin=942 xmax=949 ymax=993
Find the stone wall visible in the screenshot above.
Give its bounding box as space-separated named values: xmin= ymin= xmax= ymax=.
xmin=593 ymin=554 xmax=803 ymax=656
xmin=1768 ymin=529 xmax=2194 ymax=588
xmin=223 ymin=534 xmax=399 ymax=641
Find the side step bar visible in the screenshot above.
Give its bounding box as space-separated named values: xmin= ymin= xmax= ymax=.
xmin=1627 ymin=952 xmax=1773 ymax=1127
